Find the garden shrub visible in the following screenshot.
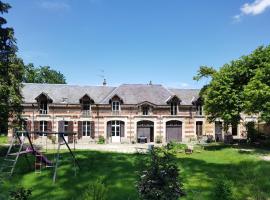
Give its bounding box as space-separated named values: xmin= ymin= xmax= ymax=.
xmin=213 ymin=178 xmax=234 ymax=200
xmin=137 ymin=146 xmax=185 ymax=200
xmin=97 ymin=136 xmax=105 ymax=144
xmin=167 ymin=141 xmax=187 ymax=154
xmin=9 ymin=186 xmax=32 ymax=200
xmin=81 ymin=178 xmax=107 ymax=200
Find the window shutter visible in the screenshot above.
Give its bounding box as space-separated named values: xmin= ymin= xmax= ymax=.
xmin=90 ymin=121 xmax=95 ymax=139
xmin=107 ymin=122 xmax=112 ymax=141
xmin=47 ymin=121 xmax=52 ymax=132
xmin=68 ymin=121 xmax=74 ymax=143
xmin=26 ymin=121 xmax=31 ymax=132
xmin=58 ymin=121 xmax=65 ymax=133
xmin=47 ymin=121 xmax=52 ymax=138
xmin=34 ymin=121 xmax=39 ymax=139
xmin=78 ymin=121 xmax=82 ymax=139
xmin=120 ymin=122 xmax=125 ymax=137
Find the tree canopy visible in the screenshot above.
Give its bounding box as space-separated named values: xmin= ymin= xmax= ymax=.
xmin=0 ymin=1 xmax=67 ymax=133
xmin=195 ymin=45 xmax=270 ymax=130
xmin=0 ymin=1 xmax=24 ymax=132
xmin=23 ymin=63 xmax=66 ymax=84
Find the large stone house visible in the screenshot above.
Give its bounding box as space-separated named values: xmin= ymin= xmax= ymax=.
xmin=9 ymin=83 xmax=249 ymax=144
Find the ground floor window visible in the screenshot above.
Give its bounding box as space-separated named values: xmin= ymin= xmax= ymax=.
xmin=196 ymin=121 xmax=203 ymax=136
xmin=232 ymin=124 xmax=238 ymax=136
xmin=40 ymin=121 xmax=48 ymax=132
xmin=111 ymin=121 xmax=120 ymax=137
xmin=82 ymin=121 xmax=91 ymax=136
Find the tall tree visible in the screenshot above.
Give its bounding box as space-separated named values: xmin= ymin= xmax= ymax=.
xmin=23 ymin=63 xmax=66 ymax=84
xmin=195 ymin=45 xmax=270 ymax=131
xmin=0 ymin=1 xmax=24 ymax=133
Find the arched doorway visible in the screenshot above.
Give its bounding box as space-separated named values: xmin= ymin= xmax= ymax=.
xmin=137 ymin=120 xmax=154 ymax=143
xmin=107 ymin=121 xmax=125 ymax=143
xmin=166 ymin=120 xmax=182 ymax=142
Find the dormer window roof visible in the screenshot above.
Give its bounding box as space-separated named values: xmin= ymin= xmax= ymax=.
xmin=137 ymin=101 xmax=156 ymax=108
xmin=166 ymin=95 xmax=181 ymax=104
xmin=109 ymin=94 xmax=124 ymax=104
xmin=35 ymin=92 xmax=53 ymax=103
xmin=79 ymin=94 xmax=95 ymax=104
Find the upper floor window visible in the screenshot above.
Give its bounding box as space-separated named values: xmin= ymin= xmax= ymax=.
xmin=80 ymin=94 xmax=94 ymax=116
xmin=171 ymin=102 xmax=178 ymax=115
xmin=112 ymin=101 xmax=120 ymax=111
xmin=35 ymin=93 xmax=52 ymax=115
xmin=196 ymin=105 xmax=203 ymax=115
xmin=39 ymin=100 xmax=48 ymax=114
xmin=142 ymin=106 xmax=149 ymax=115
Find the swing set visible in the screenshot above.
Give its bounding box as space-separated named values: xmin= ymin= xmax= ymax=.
xmin=0 ymin=130 xmax=80 ymax=183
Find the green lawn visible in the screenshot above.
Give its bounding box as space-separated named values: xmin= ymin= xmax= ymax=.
xmin=0 ymin=144 xmax=270 ymax=200
xmin=0 ymin=135 xmax=7 ymax=144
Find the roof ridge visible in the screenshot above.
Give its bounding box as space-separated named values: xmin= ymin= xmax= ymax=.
xmin=22 ymin=82 xmax=116 ymax=88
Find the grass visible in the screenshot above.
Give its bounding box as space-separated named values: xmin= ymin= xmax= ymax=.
xmin=0 ymin=135 xmax=7 ymax=144
xmin=0 ymin=144 xmax=270 ymax=199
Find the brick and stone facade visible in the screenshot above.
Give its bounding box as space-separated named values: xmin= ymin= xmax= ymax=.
xmin=8 ymin=83 xmax=251 ymax=144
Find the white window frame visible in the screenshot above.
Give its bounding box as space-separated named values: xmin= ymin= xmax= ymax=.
xmin=111 ymin=121 xmax=120 ymax=137
xmin=40 ymin=121 xmax=48 ymax=134
xmin=170 ymin=102 xmax=178 ymax=115
xmin=112 ymin=101 xmax=120 ymax=111
xmin=82 ymin=121 xmax=91 ymax=137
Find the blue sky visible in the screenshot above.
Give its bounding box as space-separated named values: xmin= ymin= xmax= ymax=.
xmin=5 ymin=0 xmax=270 ymax=88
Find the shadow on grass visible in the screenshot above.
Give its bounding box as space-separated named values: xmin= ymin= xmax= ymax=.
xmin=0 ymin=150 xmax=148 ymax=200
xmin=1 ymin=147 xmax=270 ymax=200
xmin=202 ymin=143 xmax=232 ymax=151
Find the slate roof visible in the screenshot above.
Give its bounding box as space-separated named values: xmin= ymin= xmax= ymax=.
xmin=22 ymin=83 xmax=200 ymax=106
xmin=22 ymin=83 xmax=116 ymax=104
xmin=169 ymin=89 xmax=200 ymax=105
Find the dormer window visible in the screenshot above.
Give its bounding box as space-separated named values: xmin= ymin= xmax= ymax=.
xmin=40 ymin=100 xmax=48 ymax=114
xmin=171 ymin=102 xmax=178 ymax=115
xmin=196 ymin=105 xmax=203 ymax=115
xmin=109 ymin=95 xmax=123 ymax=115
xmin=35 ymin=93 xmax=52 ymax=115
xmin=112 ymin=101 xmax=120 ymax=111
xmin=142 ymin=106 xmax=149 ymax=115
xmin=167 ymin=95 xmax=181 ymax=116
xmin=80 ymin=94 xmax=94 ymax=117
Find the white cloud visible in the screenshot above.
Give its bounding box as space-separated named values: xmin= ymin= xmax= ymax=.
xmin=39 ymin=1 xmax=70 ymax=11
xmin=164 ymin=82 xmax=192 ymax=89
xmin=234 ymin=0 xmax=270 ymax=21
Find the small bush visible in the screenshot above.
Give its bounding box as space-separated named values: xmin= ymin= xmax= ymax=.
xmin=81 ymin=178 xmax=107 ymax=200
xmin=167 ymin=141 xmax=187 ymax=152
xmin=213 ymin=178 xmax=234 ymax=200
xmin=9 ymin=186 xmax=32 ymax=200
xmin=155 ymin=135 xmax=163 ymax=143
xmin=137 ymin=146 xmax=185 ymax=200
xmin=97 ymin=136 xmax=105 ymax=144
